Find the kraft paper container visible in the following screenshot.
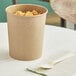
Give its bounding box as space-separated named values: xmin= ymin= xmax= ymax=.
xmin=6 ymin=4 xmax=48 ymax=61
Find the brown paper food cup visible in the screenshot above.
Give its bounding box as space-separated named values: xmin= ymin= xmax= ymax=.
xmin=6 ymin=4 xmax=48 ymax=61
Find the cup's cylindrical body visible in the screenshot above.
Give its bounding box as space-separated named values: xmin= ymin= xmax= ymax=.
xmin=6 ymin=4 xmax=47 ymax=61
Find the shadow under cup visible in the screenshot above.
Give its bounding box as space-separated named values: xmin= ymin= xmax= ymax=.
xmin=6 ymin=4 xmax=48 ymax=61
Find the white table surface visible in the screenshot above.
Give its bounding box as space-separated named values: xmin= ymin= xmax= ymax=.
xmin=0 ymin=23 xmax=76 ymax=76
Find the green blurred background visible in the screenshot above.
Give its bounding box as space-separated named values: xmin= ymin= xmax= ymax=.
xmin=0 ymin=0 xmax=54 ymax=22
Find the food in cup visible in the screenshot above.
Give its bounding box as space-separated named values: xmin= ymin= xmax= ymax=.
xmin=15 ymin=10 xmax=40 ymax=16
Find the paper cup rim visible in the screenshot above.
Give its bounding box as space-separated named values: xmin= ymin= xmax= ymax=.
xmin=6 ymin=4 xmax=48 ymax=17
